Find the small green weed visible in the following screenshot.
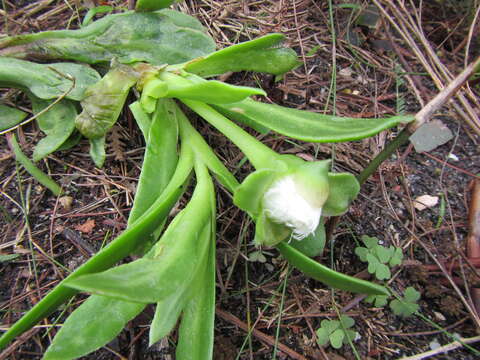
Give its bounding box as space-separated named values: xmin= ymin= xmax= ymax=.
xmin=390 ymin=287 xmax=421 ymax=317
xmin=316 ymin=315 xmax=357 ymax=349
xmin=354 ymin=235 xmax=403 ymax=280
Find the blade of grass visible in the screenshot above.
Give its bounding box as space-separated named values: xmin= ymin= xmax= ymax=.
xmin=7 ymin=133 xmax=61 ymax=196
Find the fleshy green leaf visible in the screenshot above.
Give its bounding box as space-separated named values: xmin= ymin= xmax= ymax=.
xmin=233 ymin=169 xmax=277 ymax=216
xmin=0 ymin=145 xmax=193 ymax=350
xmin=43 ymin=296 xmax=144 ymax=360
xmin=185 ymin=33 xmax=299 ymax=77
xmin=58 ymin=132 xmax=82 ymax=152
xmin=323 ymin=172 xmax=360 ymax=216
xmin=0 ymin=58 xmax=100 ymax=101
xmin=75 ymin=65 xmax=137 ymax=139
xmin=136 ymin=0 xmax=180 ymax=12
xmin=0 ymin=10 xmax=215 ymax=66
xmin=128 ymin=99 xmax=178 ymax=225
xmin=276 ymin=242 xmax=389 ymax=295
xmin=82 ymin=5 xmax=113 ymax=27
xmin=129 ymin=101 xmax=152 ymax=139
xmin=159 ymin=72 xmax=266 ymax=104
xmin=66 ymin=166 xmax=215 ymax=303
xmin=149 ymin=288 xmax=189 ymax=346
xmin=175 ymin=218 xmax=215 ymax=359
xmin=89 ymin=136 xmax=106 ymax=168
xmin=0 ymin=104 xmax=27 ymax=131
xmin=29 ymin=97 xmax=76 ymax=161
xmin=215 ymin=98 xmax=414 ymax=143
xmin=66 ymin=221 xmax=211 ymax=304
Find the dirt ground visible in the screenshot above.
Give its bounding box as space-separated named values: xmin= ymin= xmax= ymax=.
xmin=1 ymin=0 xmax=480 ymax=359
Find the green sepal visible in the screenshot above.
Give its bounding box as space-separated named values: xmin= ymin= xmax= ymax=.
xmin=254 ymin=212 xmax=290 ymax=247
xmin=292 ymin=160 xmax=330 ymax=208
xmin=323 ymin=173 xmax=360 ymax=216
xmin=233 ymin=169 xmax=277 ymax=217
xmin=184 ymin=33 xmax=299 ymax=77
xmin=289 ymin=221 xmax=326 ymax=257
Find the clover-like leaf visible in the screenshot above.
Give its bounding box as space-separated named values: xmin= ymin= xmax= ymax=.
xmin=356 ymin=236 xmax=402 ymax=281
xmin=316 ymin=327 xmax=330 ymax=347
xmin=329 ymin=329 xmax=345 ymax=349
xmin=316 ymin=316 xmax=357 ymax=349
xmin=361 ymin=235 xmax=378 ymax=249
xmin=366 ymin=253 xmax=379 ymax=274
xmin=339 ymin=315 xmax=355 ymax=329
xmin=389 ymin=247 xmax=404 ymax=267
xmin=364 ymin=294 xmax=389 ymax=307
xmin=375 ymin=246 xmax=392 ymax=264
xmin=354 ymin=246 xmax=368 ymax=262
xmin=390 ymin=287 xmax=420 ymax=317
xmin=375 ymin=263 xmax=391 ymax=280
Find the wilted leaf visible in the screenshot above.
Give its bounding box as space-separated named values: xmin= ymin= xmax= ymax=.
xmin=414 ymin=195 xmax=439 ymax=211
xmin=74 ymin=219 xmax=95 ymax=234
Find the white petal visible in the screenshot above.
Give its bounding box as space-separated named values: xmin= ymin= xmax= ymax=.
xmin=263 ymin=176 xmax=322 ymax=240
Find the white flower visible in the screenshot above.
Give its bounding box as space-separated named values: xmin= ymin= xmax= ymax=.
xmin=263 ymin=176 xmax=323 ymax=240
